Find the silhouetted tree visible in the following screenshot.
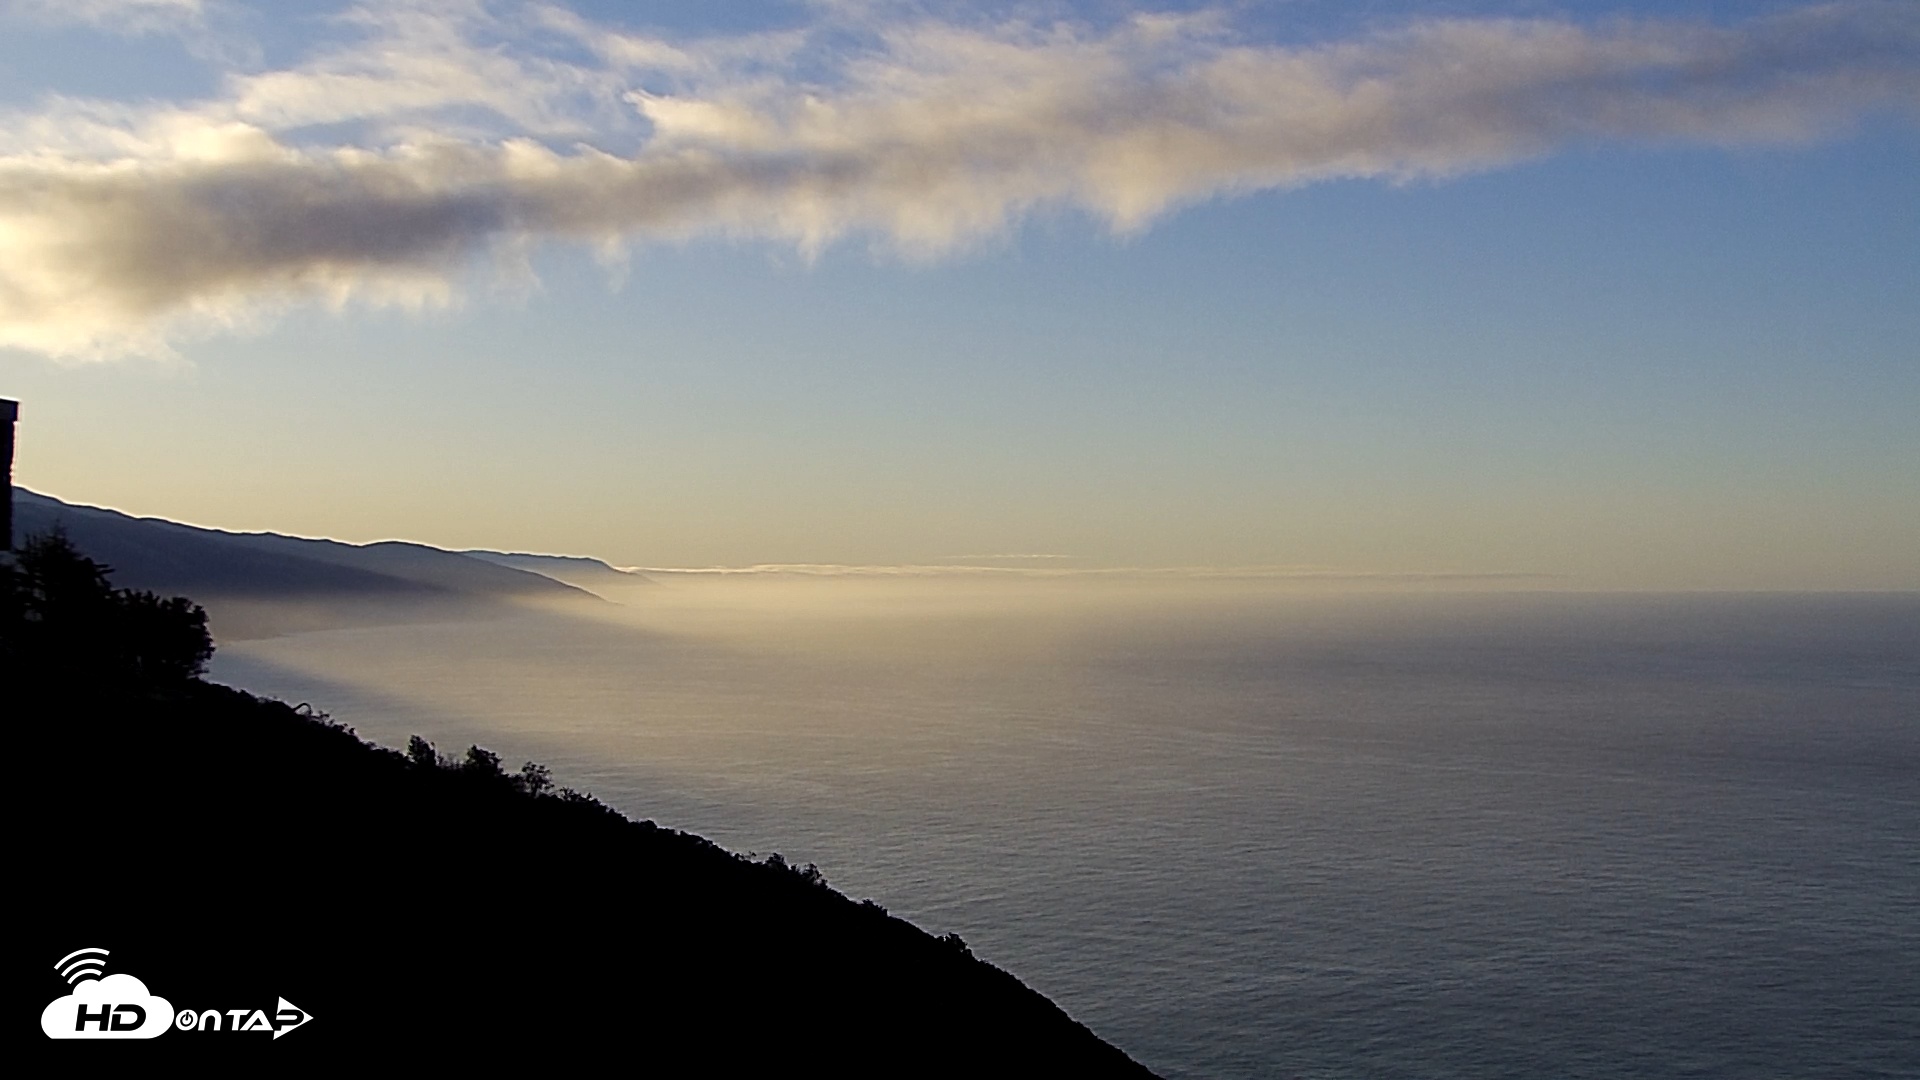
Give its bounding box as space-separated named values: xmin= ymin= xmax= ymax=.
xmin=463 ymin=745 xmax=504 ymax=778
xmin=7 ymin=526 xmax=113 ymax=635
xmin=407 ymin=734 xmax=441 ymax=769
xmin=1 ymin=528 xmax=212 ymax=686
xmin=517 ymin=760 xmax=554 ymax=796
xmin=114 ymin=589 xmax=214 ymax=681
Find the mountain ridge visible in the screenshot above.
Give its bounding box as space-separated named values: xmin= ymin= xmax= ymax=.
xmin=12 ymin=489 xmax=605 ymax=637
xmin=461 ymin=547 xmax=652 ymax=589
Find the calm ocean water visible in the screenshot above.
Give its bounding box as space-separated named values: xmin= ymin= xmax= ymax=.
xmin=211 ymin=586 xmax=1920 ymax=1078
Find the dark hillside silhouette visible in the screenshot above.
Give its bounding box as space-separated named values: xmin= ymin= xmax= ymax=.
xmin=10 ymin=532 xmax=1158 ymax=1072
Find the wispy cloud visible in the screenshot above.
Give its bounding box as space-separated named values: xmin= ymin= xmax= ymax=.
xmin=624 ymin=563 xmax=1560 ymax=581
xmin=2 ymin=0 xmax=208 ymax=34
xmin=3 ymin=0 xmax=1916 ymax=359
xmin=940 ymin=553 xmax=1080 ymax=561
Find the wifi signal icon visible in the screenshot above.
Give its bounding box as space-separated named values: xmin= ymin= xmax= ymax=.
xmin=55 ymin=948 xmax=110 ymax=985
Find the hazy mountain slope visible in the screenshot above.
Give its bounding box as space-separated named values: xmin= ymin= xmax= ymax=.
xmin=12 ymin=489 xmax=597 ymax=637
xmin=462 ymin=549 xmax=653 ymax=590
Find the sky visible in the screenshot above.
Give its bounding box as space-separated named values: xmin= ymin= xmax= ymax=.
xmin=1 ymin=0 xmax=1915 ymax=588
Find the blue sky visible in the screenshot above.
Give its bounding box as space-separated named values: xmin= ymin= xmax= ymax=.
xmin=2 ymin=0 xmax=1915 ymax=587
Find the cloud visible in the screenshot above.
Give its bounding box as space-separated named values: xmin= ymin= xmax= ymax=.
xmin=623 ymin=563 xmax=1559 ymax=581
xmin=1 ymin=0 xmax=210 ymax=39
xmin=940 ymin=553 xmax=1079 ymax=561
xmin=2 ymin=0 xmax=1917 ymax=359
xmin=3 ymin=0 xmax=206 ymax=34
xmin=40 ymin=972 xmax=176 ymax=1039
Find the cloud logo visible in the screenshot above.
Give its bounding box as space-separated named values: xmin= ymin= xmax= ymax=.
xmin=42 ymin=973 xmax=175 ymax=1039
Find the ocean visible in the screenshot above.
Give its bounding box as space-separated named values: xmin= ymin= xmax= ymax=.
xmin=209 ymin=582 xmax=1920 ymax=1078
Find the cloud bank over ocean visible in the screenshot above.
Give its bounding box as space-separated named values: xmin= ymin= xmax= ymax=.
xmin=3 ymin=0 xmax=1917 ymax=359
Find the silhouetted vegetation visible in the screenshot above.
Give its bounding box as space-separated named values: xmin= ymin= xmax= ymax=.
xmin=12 ymin=534 xmax=1155 ymax=1073
xmin=3 ymin=528 xmax=213 ymax=685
